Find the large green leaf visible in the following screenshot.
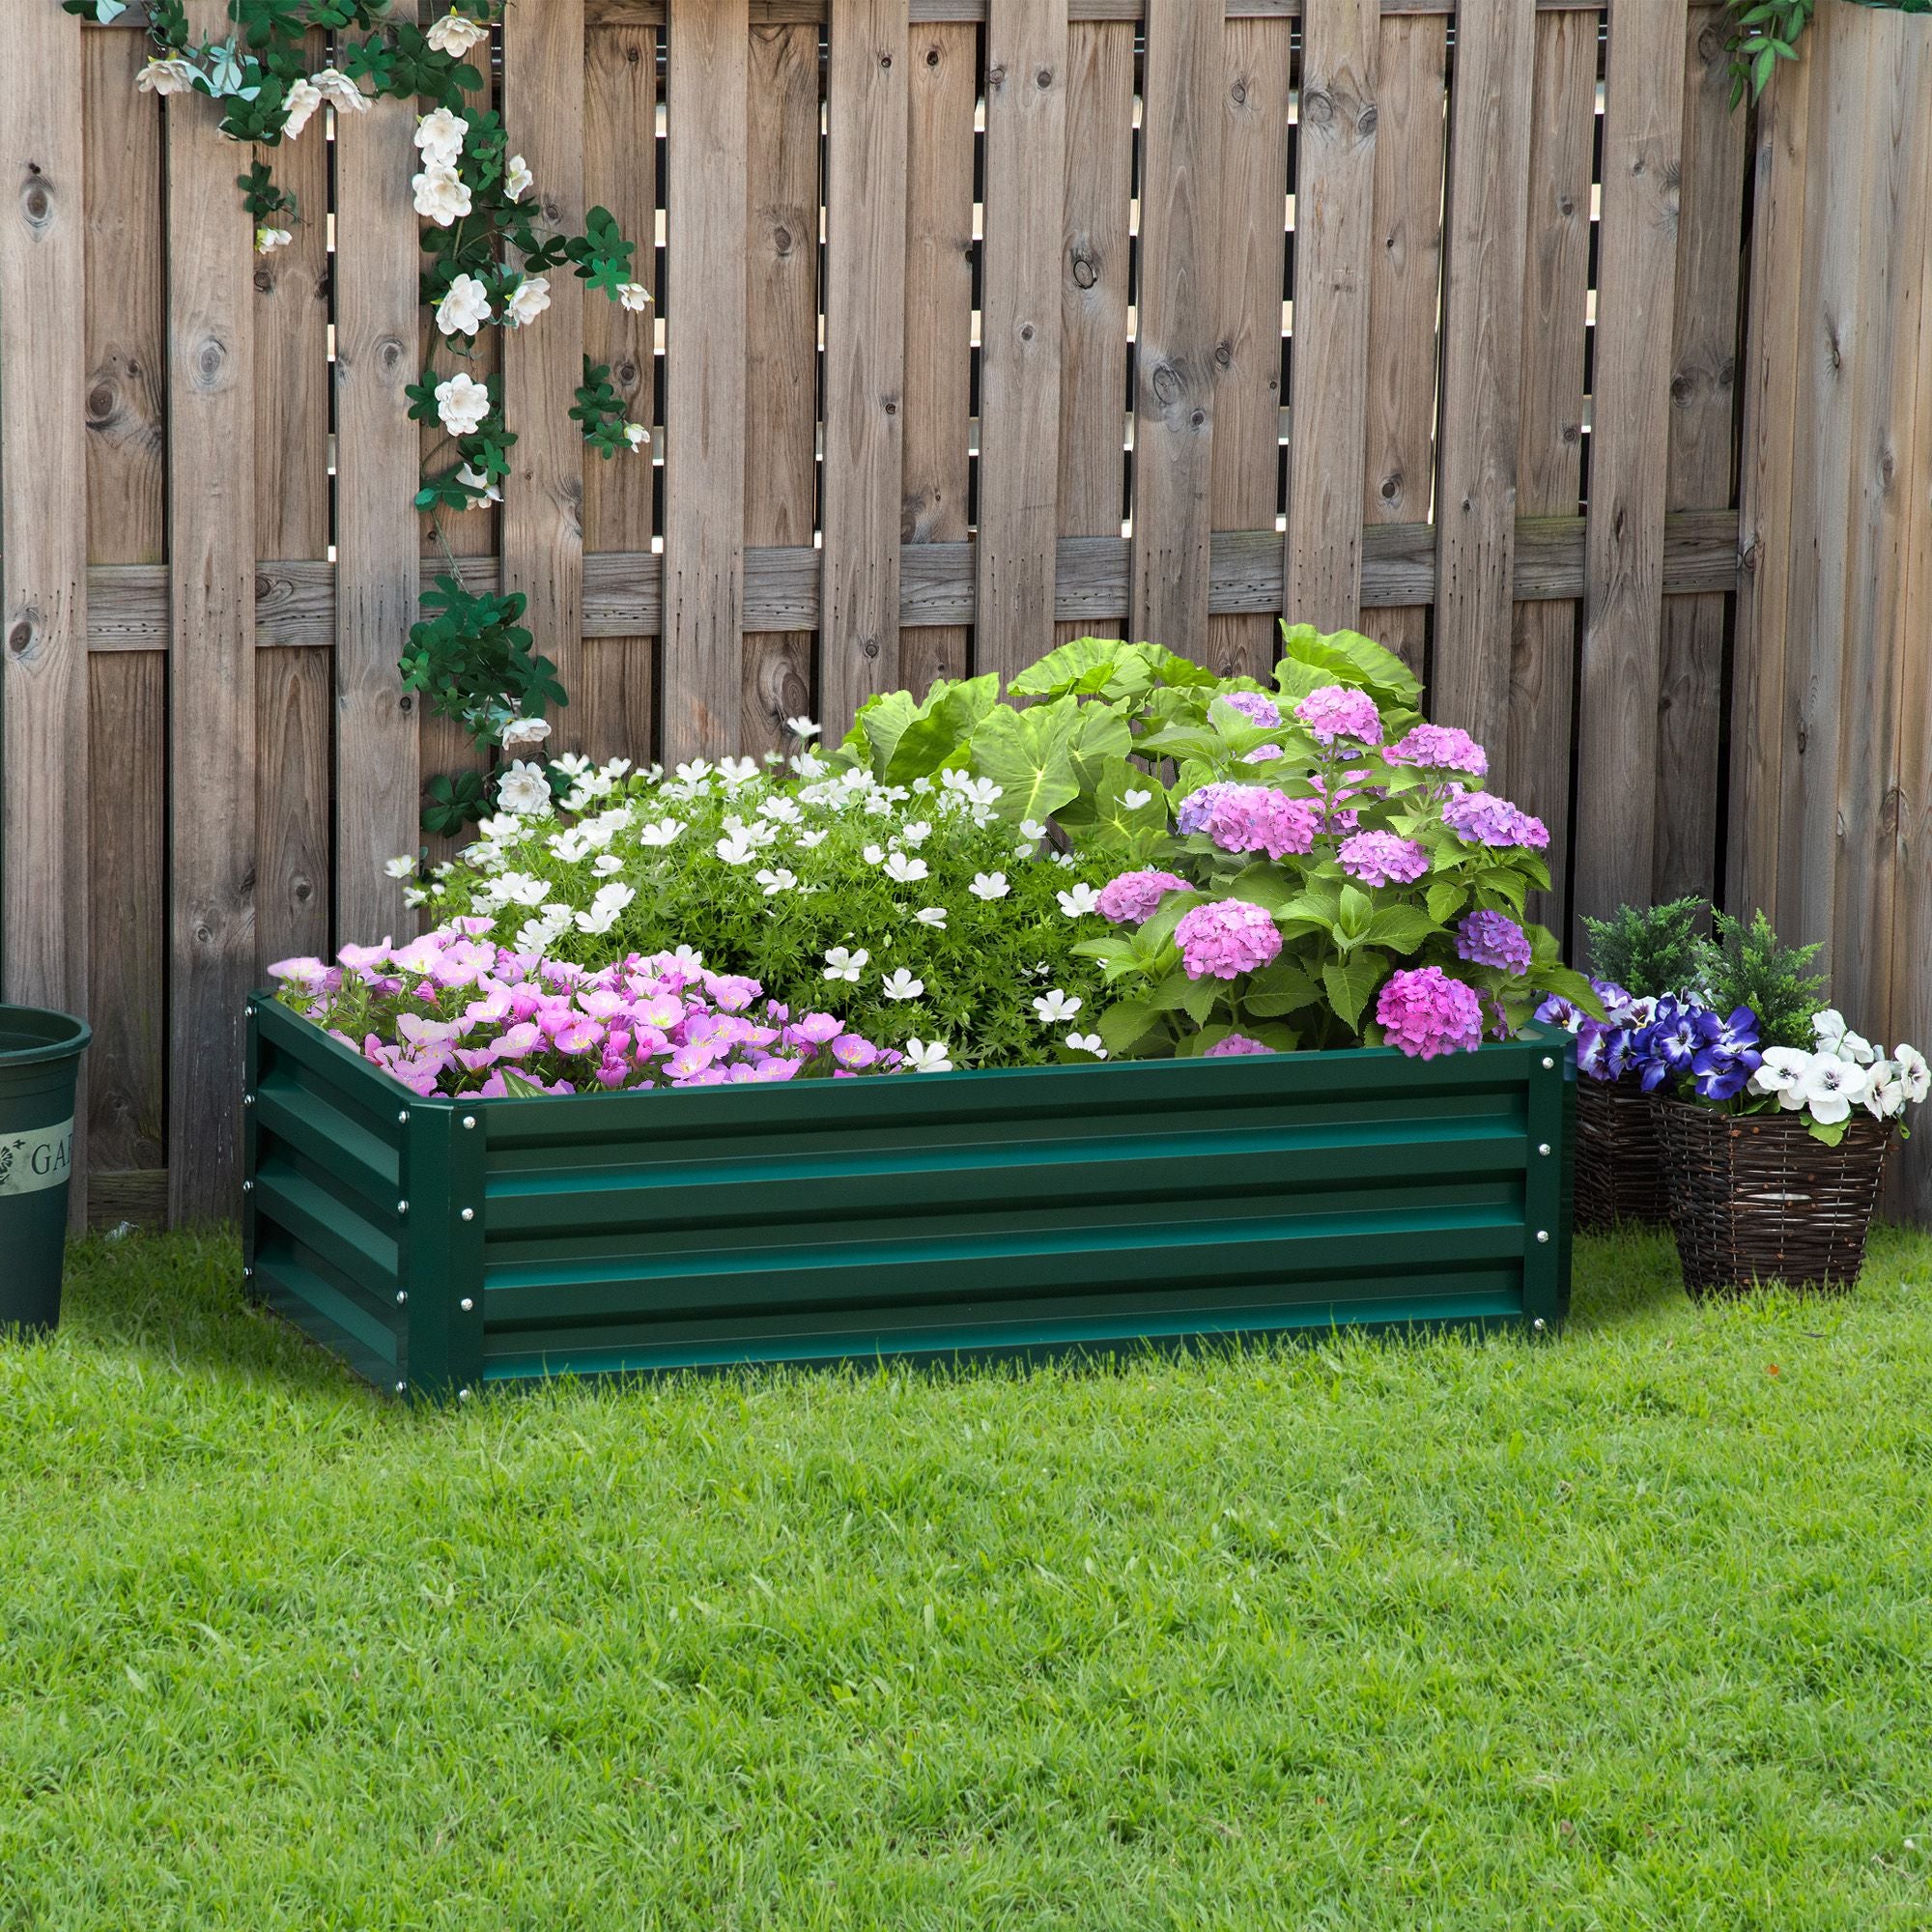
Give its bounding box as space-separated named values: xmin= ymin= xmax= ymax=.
xmin=965 ymin=698 xmax=1081 ymax=826
xmin=850 ymin=689 xmax=921 ymax=779
xmin=1061 ymin=703 xmax=1135 ymax=819
xmin=1361 ymin=904 xmax=1437 ymax=955
xmin=1084 ymin=755 xmax=1170 ymax=848
xmin=1321 ymin=949 xmax=1388 ymax=1033
xmin=883 ymin=673 xmax=1000 ymax=784
xmin=1241 ymin=954 xmax=1321 ymax=1018
xmin=1097 ymin=998 xmax=1165 ymax=1058
xmin=1009 ymin=637 xmax=1133 ymax=699
xmin=1276 ymin=622 xmax=1422 ymax=709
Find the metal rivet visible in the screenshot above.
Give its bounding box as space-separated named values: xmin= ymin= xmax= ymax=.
xmin=395 ymin=1291 xmax=408 ymax=1305
xmin=242 ymin=1266 xmax=253 ymax=1278
xmin=397 ymin=1201 xmax=409 ymax=1216
xmin=460 ymin=1297 xmax=474 ymax=1313
xmin=397 ymin=1110 xmax=410 ymax=1124
xmin=1541 ymin=1056 xmax=1555 ymax=1070
xmin=395 ymin=1380 xmax=407 ymax=1395
xmin=458 ymin=1387 xmax=472 ymax=1402
xmin=1532 ymin=1318 xmax=1547 ymax=1333
xmin=460 ymin=1207 xmax=474 ymax=1222
xmin=462 ymin=1116 xmax=477 ymax=1130
xmin=241 ymin=1179 xmax=253 ymax=1193
xmin=242 ymin=1094 xmax=255 ymax=1107
xmin=1538 ymin=1142 xmax=1552 ymax=1157
xmin=1536 ymin=1229 xmax=1550 ymax=1243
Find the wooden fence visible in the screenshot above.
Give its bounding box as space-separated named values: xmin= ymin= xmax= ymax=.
xmin=2 ymin=0 xmax=1756 ymax=1227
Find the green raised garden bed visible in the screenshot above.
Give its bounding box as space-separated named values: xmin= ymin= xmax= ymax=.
xmin=242 ymin=994 xmax=1577 ymax=1401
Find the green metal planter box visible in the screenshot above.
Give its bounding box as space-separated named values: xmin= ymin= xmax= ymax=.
xmin=242 ymin=994 xmax=1577 ymax=1400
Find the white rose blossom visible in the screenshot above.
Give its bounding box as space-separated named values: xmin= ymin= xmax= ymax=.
xmin=501 ymin=275 xmax=552 ymax=329
xmin=454 ymin=463 xmax=500 ymax=505
xmin=412 ymin=163 xmax=472 ymax=227
xmin=426 ymin=9 xmax=493 ymax=57
xmin=495 ymin=761 xmax=554 ymax=817
xmin=504 ymin=154 xmax=534 ymax=200
xmin=414 ymin=106 xmax=469 ymax=168
xmin=436 ymin=272 xmax=493 ymax=337
xmin=623 ymin=422 xmax=650 ymax=451
xmin=498 ymin=716 xmax=551 ymax=755
xmin=282 ymin=77 xmax=325 ymax=140
xmin=435 ymin=372 xmax=492 ymax=438
xmin=254 ymin=226 xmax=294 ymax=255
xmin=311 ymin=70 xmax=366 ymax=114
xmin=136 ymin=55 xmax=200 ymax=96
xmin=616 ymin=282 xmax=652 ymax=313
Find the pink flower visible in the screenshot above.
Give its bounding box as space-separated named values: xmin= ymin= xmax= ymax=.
xmin=1096 ymin=868 xmax=1188 ymax=926
xmin=1174 ymin=900 xmax=1282 ymax=981
xmin=1194 ymin=785 xmax=1321 ymax=862
xmin=1293 ymin=685 xmax=1383 ymax=747
xmin=1386 ymin=723 xmax=1489 ymax=778
xmin=1220 ymin=690 xmax=1282 ymax=728
xmin=1455 ymin=909 xmax=1532 ymax=976
xmin=1241 ymin=744 xmax=1284 ymax=764
xmin=1338 ymin=831 xmax=1429 ymax=887
xmin=1440 ymin=786 xmax=1549 ymax=850
xmin=492 ymin=1022 xmax=542 ymax=1060
xmin=833 ymin=1035 xmax=880 ymax=1069
xmin=1203 ymin=1034 xmax=1274 ymax=1058
xmin=1376 ymin=967 xmax=1484 ymax=1059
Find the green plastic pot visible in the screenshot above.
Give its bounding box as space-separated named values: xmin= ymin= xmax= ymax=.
xmin=0 ymin=1005 xmax=89 ymax=1336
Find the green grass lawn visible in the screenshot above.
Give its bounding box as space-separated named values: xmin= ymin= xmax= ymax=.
xmin=3 ymin=1230 xmax=1930 ymax=1929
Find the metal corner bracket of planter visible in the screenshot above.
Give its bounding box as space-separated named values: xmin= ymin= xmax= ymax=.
xmin=242 ymin=993 xmax=1578 ymax=1401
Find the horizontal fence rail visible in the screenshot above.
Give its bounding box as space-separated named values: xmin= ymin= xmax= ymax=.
xmin=1 ymin=0 xmax=1759 ymax=1225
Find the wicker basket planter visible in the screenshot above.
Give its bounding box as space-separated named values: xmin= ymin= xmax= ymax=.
xmin=1649 ymin=1094 xmax=1891 ymax=1295
xmin=242 ymin=995 xmax=1577 ymax=1400
xmin=1574 ymin=1079 xmax=1669 ymax=1230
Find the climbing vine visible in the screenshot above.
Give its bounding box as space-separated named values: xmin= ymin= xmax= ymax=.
xmin=63 ymin=0 xmax=651 ymax=835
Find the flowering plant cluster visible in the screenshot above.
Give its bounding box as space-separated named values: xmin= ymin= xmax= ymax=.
xmin=412 ymin=734 xmax=1111 ymax=1067
xmin=269 ymin=923 xmax=940 ymax=1100
xmin=87 ymin=0 xmax=649 ymax=825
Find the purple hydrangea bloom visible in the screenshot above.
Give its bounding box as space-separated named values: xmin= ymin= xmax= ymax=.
xmin=1176 ymin=781 xmax=1241 ymax=836
xmin=1174 ymin=899 xmax=1283 ymax=981
xmin=1440 ymin=786 xmax=1550 ymax=850
xmin=1293 ymin=684 xmax=1385 ymax=747
xmin=1203 ymin=1034 xmax=1274 ymax=1058
xmin=1241 ymin=743 xmax=1285 ymax=764
xmin=1338 ymin=830 xmax=1430 ymax=887
xmin=1095 ymin=868 xmax=1188 ymax=926
xmin=1455 ymin=909 xmax=1532 ymax=977
xmin=1221 ymin=690 xmax=1283 ymax=728
xmin=1375 ymin=966 xmax=1485 ymax=1061
xmin=1197 ymin=785 xmax=1321 ymax=862
xmin=1385 ymin=724 xmax=1489 ymax=777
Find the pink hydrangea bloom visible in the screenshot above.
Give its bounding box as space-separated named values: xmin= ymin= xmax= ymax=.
xmin=1220 ymin=690 xmax=1282 ymax=728
xmin=1440 ymin=785 xmax=1549 ymax=850
xmin=1196 ymin=784 xmax=1321 ymax=862
xmin=1241 ymin=744 xmax=1284 ymax=764
xmin=1376 ymin=966 xmax=1485 ymax=1060
xmin=1175 ymin=899 xmax=1283 ymax=981
xmin=1203 ymin=1034 xmax=1274 ymax=1058
xmin=1338 ymin=830 xmax=1429 ymax=887
xmin=1455 ymin=908 xmax=1532 ymax=976
xmin=1385 ymin=724 xmax=1489 ymax=777
xmin=1293 ymin=684 xmax=1384 ymax=747
xmin=1176 ymin=781 xmax=1240 ymax=836
xmin=1096 ymin=868 xmax=1188 ymax=925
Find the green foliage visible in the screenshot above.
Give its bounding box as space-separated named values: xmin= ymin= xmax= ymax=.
xmin=399 ymin=578 xmax=564 ymax=744
xmin=1721 ymin=0 xmax=1814 ymax=105
xmin=234 ymin=160 xmax=298 ymax=226
xmin=419 ymin=768 xmax=491 ymax=839
xmin=1580 ymin=895 xmax=1707 ymax=998
xmin=1697 ymin=908 xmax=1827 ymax=1050
xmin=570 ymin=359 xmax=643 ymax=459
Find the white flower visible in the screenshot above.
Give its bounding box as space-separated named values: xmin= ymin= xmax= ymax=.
xmin=623 ymin=422 xmax=650 ymax=451
xmin=513 ymin=908 xmax=571 ymax=952
xmin=454 ymin=463 xmax=500 ymax=505
xmin=1019 ymin=818 xmax=1049 ymax=842
xmin=137 ymin=55 xmax=200 ymax=96
xmin=1065 ymin=1033 xmax=1108 ymax=1059
xmin=1811 ymin=1009 xmax=1847 ymax=1050
xmin=575 ymin=882 xmax=636 ymax=934
xmin=675 ymin=759 xmax=713 ymax=784
xmin=254 ymin=226 xmax=294 ymax=255
xmin=915 ymin=907 xmax=948 ymax=929
xmin=715 ymin=832 xmax=759 ymax=867
xmin=791 ymin=752 xmax=829 ymax=781
xmin=501 ymin=274 xmax=551 ymax=328
xmin=616 ymin=281 xmax=652 ymax=313
xmin=504 ymin=154 xmax=534 ymax=201
xmin=942 ymin=772 xmax=1003 ymax=809
xmin=311 ymin=70 xmax=366 ymax=113
xmin=796 ymin=828 xmax=830 ymax=850
xmin=492 ymin=871 xmax=551 ymax=908
xmin=426 ymin=10 xmax=492 ymax=57
xmin=899 ymin=820 xmax=932 ymax=848
xmin=1033 ymin=988 xmax=1083 ymax=1024
xmin=552 ymin=753 xmax=592 ymax=781
xmin=786 ymin=716 xmax=822 ymax=740
xmin=412 ymin=163 xmax=472 ymax=227
xmin=662 ymin=944 xmax=705 ymax=976
xmin=1866 ymin=1064 xmax=1908 ymax=1120
xmin=719 ymin=756 xmax=760 ymax=786
xmin=1052 ymin=851 xmax=1076 ymax=868
xmin=885 ymin=852 xmax=930 ymax=885
xmin=384 ymin=855 xmax=417 ymax=880
xmin=863 ymin=843 xmax=887 ymax=867
xmin=496 ymin=760 xmax=553 ymax=817
xmin=475 ymin=812 xmax=528 ymax=843
xmin=1122 ymin=788 xmax=1153 ymax=810
xmin=969 ymin=871 xmax=1009 ymax=901
xmin=881 ymin=969 xmax=925 ymax=1002
xmin=756 ymin=796 xmax=803 ymax=827
xmin=282 ymin=77 xmax=325 ymax=140
xmin=436 ymin=272 xmax=493 ymax=337
xmin=1838 ymin=1029 xmax=1879 ymax=1066
xmin=435 ymin=372 xmax=492 ymax=438
xmin=1895 ymin=1043 xmax=1930 ymax=1104
xmin=590 ymin=853 xmax=625 ymax=877
xmin=1799 ymin=1056 xmax=1869 ymax=1124
xmin=1057 ymin=884 xmax=1102 ymax=918
xmin=904 ymin=1038 xmax=953 ymax=1073
xmin=823 ymin=946 xmax=868 ymax=983
xmin=549 ymin=829 xmax=593 ymax=864
xmin=756 ymin=867 xmax=799 ymax=896
xmin=499 ymin=716 xmax=551 ymax=754
xmin=414 ymin=106 xmax=469 ymax=168
xmin=1750 ymin=1047 xmax=1813 ymax=1107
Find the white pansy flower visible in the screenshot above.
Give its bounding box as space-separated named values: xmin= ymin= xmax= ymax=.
xmin=1065 ymin=1034 xmax=1108 ymax=1059
xmin=1799 ymin=1057 xmax=1869 ymax=1124
xmin=1033 ymin=989 xmax=1083 ymax=1024
xmin=254 ymin=226 xmax=294 ymax=255
xmin=384 ymin=855 xmax=417 ymax=880
xmin=1057 ymin=884 xmax=1102 ymax=918
xmin=311 ymin=70 xmax=366 ymax=114
xmin=616 ymin=281 xmax=652 ymax=313
xmin=915 ymin=907 xmax=948 ymax=929
xmin=756 ymin=867 xmax=799 ymax=896
xmin=823 ymin=946 xmax=868 ymax=983
xmin=435 ymin=371 xmax=492 ymax=437
xmin=969 ymin=871 xmax=1009 ymax=901
xmin=496 ymin=760 xmax=553 ymax=817
xmin=1866 ymin=1064 xmax=1908 ymax=1120
xmin=436 ymin=271 xmax=493 ymax=337
xmin=785 ymin=716 xmax=822 ymax=740
xmin=137 ymin=55 xmax=200 ymax=96
xmin=498 ymin=716 xmax=551 ymax=755
xmin=426 ymin=9 xmax=492 ymax=57
xmin=282 ymin=77 xmax=325 ymax=139
xmin=1122 ymin=788 xmax=1154 ymax=810
xmin=1896 ymin=1044 xmax=1930 ymax=1104
xmin=501 ymin=274 xmax=551 ymax=329
xmin=1749 ymin=1046 xmax=1811 ymax=1107
xmin=414 ymin=106 xmax=469 ymax=168
xmin=1837 ymin=1029 xmax=1879 ymax=1066
xmin=503 ymin=154 xmax=534 ymax=200
xmin=1019 ymin=818 xmax=1049 ymax=842
xmin=904 ymin=1038 xmax=952 ymax=1074
xmin=884 ymin=852 xmax=929 ymax=885
xmin=881 ymin=969 xmax=925 ymax=1002
xmin=412 ymin=163 xmax=471 ymax=227
xmin=1811 ymin=1009 xmax=1847 ymax=1050
xmin=454 ymin=463 xmax=500 ymax=505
